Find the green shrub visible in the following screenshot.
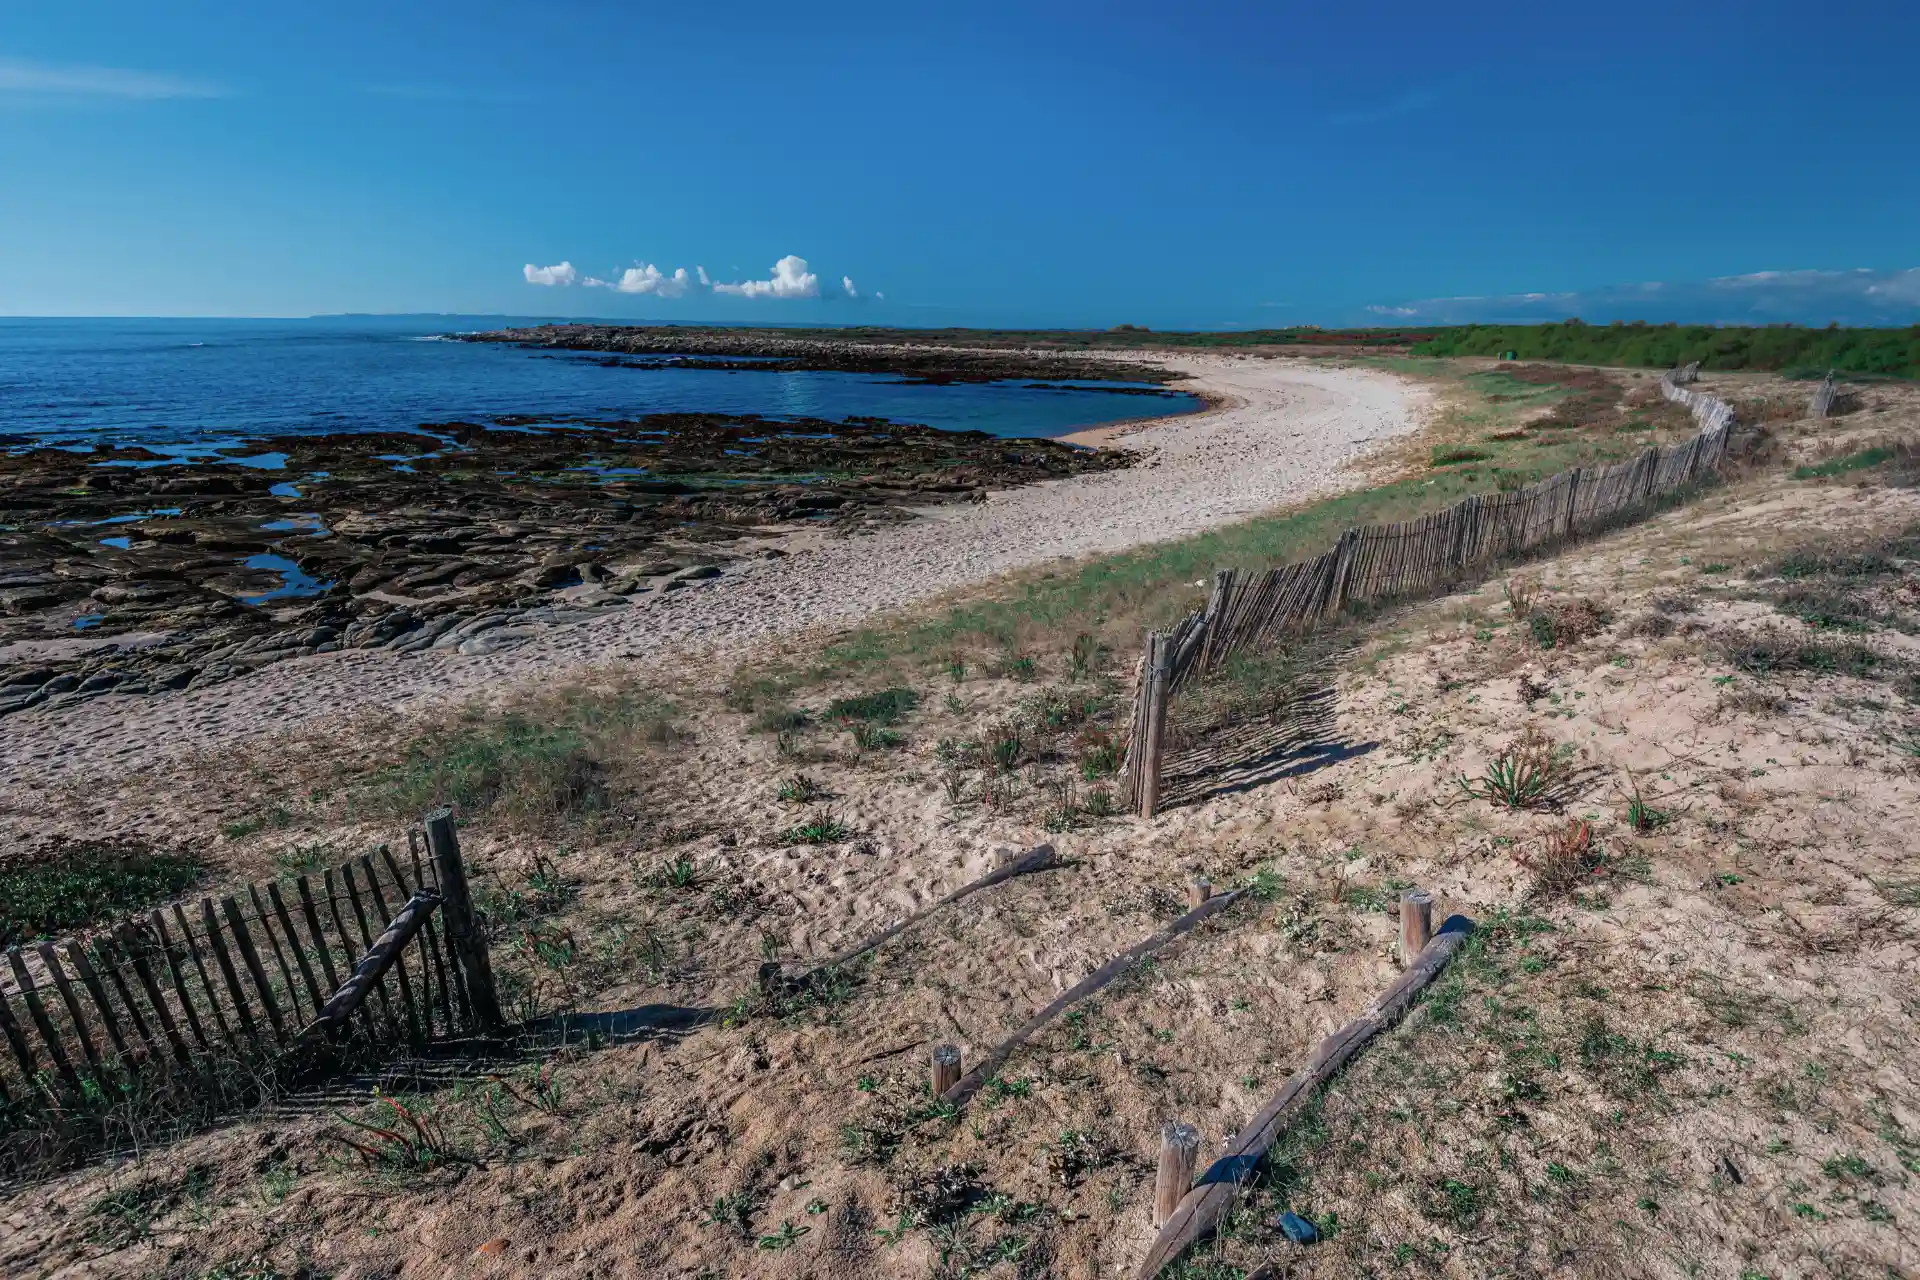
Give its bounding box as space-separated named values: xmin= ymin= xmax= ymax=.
xmin=825 ymin=687 xmax=919 ymax=725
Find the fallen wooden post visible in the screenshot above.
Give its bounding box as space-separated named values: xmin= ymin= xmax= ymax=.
xmin=294 ymin=889 xmax=443 ymax=1045
xmin=1135 ymin=915 xmax=1477 ymax=1279
xmin=781 ymin=843 xmax=1061 ymax=992
xmin=1155 ymin=1122 xmax=1200 ymax=1227
xmin=940 ymin=889 xmax=1243 ymax=1111
xmin=1186 ymin=876 xmax=1212 ymax=910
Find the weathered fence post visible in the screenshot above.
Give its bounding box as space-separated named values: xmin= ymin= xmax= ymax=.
xmin=423 ymin=806 xmax=504 ymax=1031
xmin=931 ymin=1043 xmax=962 ymax=1095
xmin=1137 ymin=631 xmax=1171 ymax=819
xmin=1186 ymin=876 xmax=1212 ymax=909
xmin=1811 ymin=372 xmax=1837 ymax=419
xmin=1154 ymin=1122 xmax=1201 ymax=1227
xmin=1399 ymin=889 xmax=1433 ymax=967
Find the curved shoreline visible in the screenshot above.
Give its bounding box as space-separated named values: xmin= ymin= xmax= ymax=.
xmin=1 ymin=354 xmax=1425 ymax=813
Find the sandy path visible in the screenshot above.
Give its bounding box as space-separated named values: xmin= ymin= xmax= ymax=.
xmin=0 ymin=356 xmax=1421 ymax=795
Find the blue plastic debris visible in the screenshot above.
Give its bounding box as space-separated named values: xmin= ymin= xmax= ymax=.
xmin=1277 ymin=1210 xmax=1320 ymax=1244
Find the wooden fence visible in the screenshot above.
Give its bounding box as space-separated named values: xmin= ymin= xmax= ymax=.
xmin=1121 ymin=369 xmax=1738 ymax=815
xmin=0 ymin=806 xmax=499 ymax=1171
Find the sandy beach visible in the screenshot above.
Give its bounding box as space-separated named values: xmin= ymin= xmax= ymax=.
xmin=0 ymin=354 xmax=1423 ymax=800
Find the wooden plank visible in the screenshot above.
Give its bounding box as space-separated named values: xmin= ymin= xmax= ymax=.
xmin=115 ymin=923 xmax=190 ymax=1063
xmin=170 ymin=904 xmax=232 ymax=1043
xmin=62 ymin=939 xmax=131 ymax=1060
xmin=294 ymin=875 xmax=341 ymax=993
xmin=266 ymin=883 xmax=326 ymax=1020
xmin=940 ymin=890 xmax=1243 ymax=1111
xmin=200 ymin=897 xmax=260 ymax=1043
xmin=382 ymin=846 xmax=438 ymax=1037
xmin=147 ymin=911 xmax=209 ymax=1051
xmin=221 ymin=897 xmax=287 ymax=1043
xmin=408 ymin=840 xmax=462 ymax=1033
xmin=0 ymin=984 xmax=39 ymax=1085
xmin=35 ymin=942 xmax=101 ymax=1070
xmin=4 ymin=949 xmax=75 ymax=1090
xmin=1137 ymin=631 xmax=1170 ymax=818
xmin=247 ymin=884 xmax=305 ymax=1043
xmin=320 ymin=869 xmax=378 ymax=1040
xmin=92 ymin=934 xmax=159 ymax=1060
xmin=357 ymin=852 xmax=423 ymax=1042
xmin=1135 ymin=918 xmax=1476 ymax=1279
xmin=296 ymin=891 xmax=442 ymax=1043
xmin=338 ymin=861 xmax=402 ymax=1039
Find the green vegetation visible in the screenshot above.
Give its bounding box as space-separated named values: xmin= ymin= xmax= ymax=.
xmin=742 ymin=365 xmax=1690 ymax=699
xmin=367 ymin=690 xmax=677 ymax=829
xmin=0 ymin=846 xmax=204 ymax=945
xmin=1793 ymin=445 xmax=1895 ymax=479
xmin=1414 ymin=320 xmax=1920 ymax=379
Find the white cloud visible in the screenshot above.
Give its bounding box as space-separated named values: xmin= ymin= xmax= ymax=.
xmin=0 ymin=56 xmax=222 ymax=99
xmin=713 ymin=255 xmax=820 ymax=299
xmin=523 ymin=261 xmax=578 ymax=287
xmin=585 ymin=264 xmax=693 ymax=297
xmin=1361 ymin=267 xmax=1920 ymax=326
xmin=696 ymin=266 xmax=711 ymax=287
xmin=842 ymin=276 xmax=858 ymax=299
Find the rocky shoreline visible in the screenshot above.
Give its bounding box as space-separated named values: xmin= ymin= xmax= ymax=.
xmin=456 ymin=324 xmax=1195 ymax=387
xmin=0 ymin=413 xmax=1132 ymax=716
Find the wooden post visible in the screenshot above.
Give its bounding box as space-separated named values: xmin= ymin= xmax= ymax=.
xmin=424 ymin=807 xmax=504 ymax=1031
xmin=1155 ymin=1122 xmax=1201 ymax=1227
xmin=1186 ymin=877 xmax=1212 ymax=910
xmin=1399 ymin=890 xmax=1434 ymax=967
xmin=1137 ymin=632 xmax=1171 ymax=819
xmin=356 ymin=853 xmax=423 ymax=1042
xmin=931 ymin=1043 xmax=963 ymax=1095
xmin=338 ymin=862 xmax=401 ymax=1039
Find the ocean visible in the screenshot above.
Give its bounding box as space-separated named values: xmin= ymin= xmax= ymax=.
xmin=0 ymin=316 xmax=1197 ymax=455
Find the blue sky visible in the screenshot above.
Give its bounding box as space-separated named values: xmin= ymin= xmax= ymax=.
xmin=2 ymin=1 xmax=1916 ymax=327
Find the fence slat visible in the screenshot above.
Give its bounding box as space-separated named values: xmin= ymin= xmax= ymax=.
xmin=200 ymin=898 xmax=261 ymax=1044
xmin=0 ymin=985 xmax=39 ymax=1084
xmin=266 ymin=883 xmax=326 ymax=1020
xmin=358 ymin=852 xmax=423 ymax=1042
xmin=171 ymin=904 xmax=232 ymax=1043
xmin=35 ymin=942 xmax=101 ymax=1070
xmin=247 ymin=886 xmax=302 ymax=1026
xmin=339 ymin=861 xmax=402 ymax=1040
xmin=62 ymin=939 xmax=130 ymax=1061
xmin=221 ymin=897 xmax=287 ymax=1043
xmin=93 ymin=935 xmax=159 ymax=1060
xmin=385 ymin=846 xmax=442 ymax=1038
xmin=409 ymin=836 xmax=463 ymax=1032
xmin=4 ymin=949 xmax=75 ymax=1089
xmin=116 ymin=923 xmax=190 ymax=1063
xmin=320 ymin=870 xmax=378 ymax=1040
xmin=148 ymin=910 xmax=210 ymax=1051
xmin=294 ymin=875 xmax=341 ymax=994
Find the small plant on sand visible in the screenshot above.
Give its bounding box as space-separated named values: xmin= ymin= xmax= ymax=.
xmin=1519 ymin=818 xmax=1607 ymax=897
xmin=999 ymin=653 xmax=1038 ymax=681
xmin=945 ymin=655 xmax=967 ymax=683
xmin=1621 ymin=772 xmax=1672 ymax=833
xmin=777 ymin=774 xmax=828 ymax=804
xmin=318 ymin=1097 xmax=470 ymax=1174
xmin=828 ymin=687 xmax=919 ymax=725
xmin=644 ymin=853 xmax=703 ymax=892
xmin=1042 ymin=776 xmax=1080 ymax=833
xmin=1455 ymin=728 xmax=1576 ymax=810
xmin=1068 ymin=631 xmax=1104 ymax=681
xmin=757 ymin=1220 xmax=810 ymax=1251
xmin=752 ymin=705 xmax=811 ymax=735
xmin=849 ymin=722 xmax=905 ymax=752
xmin=707 ymin=1189 xmax=759 ymax=1238
xmin=985 ymin=720 xmax=1023 ymax=773
xmin=1503 ymin=577 xmax=1537 ymax=618
xmin=784 ymin=812 xmax=852 ymax=845
xmin=1078 ymin=730 xmax=1120 ymax=780
xmin=1082 ymin=786 xmax=1116 ymax=818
